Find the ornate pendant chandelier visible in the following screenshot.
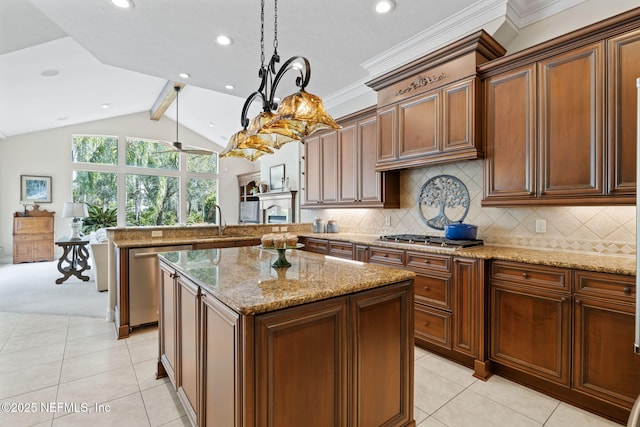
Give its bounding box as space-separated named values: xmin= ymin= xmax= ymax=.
xmin=220 ymin=0 xmax=340 ymax=161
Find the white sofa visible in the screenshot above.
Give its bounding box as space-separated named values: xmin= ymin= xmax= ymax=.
xmin=88 ymin=229 xmax=108 ymax=292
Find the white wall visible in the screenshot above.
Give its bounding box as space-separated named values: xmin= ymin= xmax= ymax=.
xmin=0 ymin=112 xmax=256 ymax=259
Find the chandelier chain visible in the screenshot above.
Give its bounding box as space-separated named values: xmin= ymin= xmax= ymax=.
xmin=260 ymin=0 xmax=265 ymax=66
xmin=273 ymin=0 xmax=278 ymax=51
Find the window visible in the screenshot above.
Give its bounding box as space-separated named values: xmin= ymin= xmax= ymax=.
xmin=72 ymin=135 xmax=218 ymax=227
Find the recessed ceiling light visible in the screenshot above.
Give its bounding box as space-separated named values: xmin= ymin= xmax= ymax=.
xmin=41 ymin=69 xmax=59 ymax=77
xmin=179 ymin=72 xmax=190 ymax=79
xmin=216 ymin=35 xmax=233 ymax=46
xmin=374 ymin=0 xmax=395 ymax=14
xmin=209 ymin=122 xmax=215 ymax=127
xmin=111 ymin=0 xmax=134 ymax=9
xmin=57 ymin=116 xmax=69 ymax=121
xmin=224 ymin=84 xmax=234 ymax=90
xmin=101 ymin=104 xmax=110 ymax=109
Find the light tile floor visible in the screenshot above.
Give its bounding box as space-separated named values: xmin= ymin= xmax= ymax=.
xmin=0 ymin=312 xmax=624 ymax=427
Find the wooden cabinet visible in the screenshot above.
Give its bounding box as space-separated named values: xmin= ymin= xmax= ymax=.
xmin=303 ymin=107 xmax=400 ymax=209
xmin=303 ymin=131 xmax=338 ymax=206
xmin=176 ymin=275 xmax=200 ymax=424
xmin=481 ymin=11 xmax=640 ymax=206
xmin=572 ymin=271 xmax=640 ymax=411
xmin=328 ymin=240 xmax=353 ymax=260
xmin=490 ymin=261 xmax=572 ymax=386
xmin=300 ymin=237 xmax=329 ymax=255
xmin=367 ymin=31 xmax=505 ymax=171
xmin=13 ymin=206 xmax=55 ymax=264
xmin=378 ymin=78 xmax=477 ymax=169
xmin=158 ymin=257 xmax=414 ymax=427
xmin=158 ymin=264 xmax=178 ymax=385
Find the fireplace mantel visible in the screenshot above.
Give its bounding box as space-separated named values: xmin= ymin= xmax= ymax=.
xmin=256 ymin=191 xmax=297 ymax=224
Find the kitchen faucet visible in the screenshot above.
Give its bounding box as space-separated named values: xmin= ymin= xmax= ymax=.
xmin=213 ymin=204 xmax=225 ymax=236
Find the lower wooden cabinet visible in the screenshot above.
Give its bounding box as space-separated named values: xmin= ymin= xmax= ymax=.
xmin=572 ymin=271 xmax=640 ymax=410
xmin=489 ymin=261 xmax=639 ymax=423
xmin=158 ymin=258 xmax=414 ymax=427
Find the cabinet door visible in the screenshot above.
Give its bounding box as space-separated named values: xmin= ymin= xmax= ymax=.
xmin=443 ymin=78 xmax=474 ymax=152
xmin=33 ymin=239 xmax=53 ymax=262
xmin=452 ymin=258 xmax=477 ymax=357
xmin=321 ymin=132 xmax=338 ymax=203
xmin=377 ymin=105 xmax=397 ymax=164
xmin=256 ymin=297 xmax=348 ymax=427
xmin=159 ymin=264 xmax=177 ymax=385
xmin=358 ymin=115 xmax=382 ymax=204
xmin=573 ymin=296 xmax=640 ymax=408
xmin=350 ymin=281 xmax=414 ymax=427
xmin=399 ymin=91 xmax=439 ymax=159
xmin=490 ymin=283 xmax=571 ymax=386
xmin=304 ymin=135 xmax=322 ymax=205
xmin=177 ymin=276 xmax=200 ymax=424
xmin=13 ymin=240 xmax=33 ymax=263
xmin=201 ymin=290 xmax=242 ymax=427
xmin=338 ymin=122 xmax=358 ymax=203
xmin=538 ymin=42 xmax=604 ymax=198
xmin=483 ymin=65 xmax=536 ymax=202
xmin=607 ymin=28 xmax=640 ymax=196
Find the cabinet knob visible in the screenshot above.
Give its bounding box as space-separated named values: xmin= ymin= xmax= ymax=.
xmin=424 ymin=259 xmax=430 ymax=264
xmin=560 ymin=297 xmax=568 ymax=303
xmin=423 ymin=286 xmax=429 ymax=291
xmin=522 ymin=272 xmax=529 ymax=278
xmin=575 ymin=299 xmax=581 ymax=305
xmin=424 ymin=321 xmax=430 ymax=326
xmin=383 ymin=254 xmax=388 ymax=257
xmin=623 ymin=287 xmax=631 ymax=294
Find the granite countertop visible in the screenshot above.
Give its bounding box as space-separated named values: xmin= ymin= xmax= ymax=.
xmin=112 ymin=235 xmax=261 ymax=248
xmin=301 ymin=233 xmax=636 ymax=276
xmin=159 ymin=246 xmax=415 ymax=316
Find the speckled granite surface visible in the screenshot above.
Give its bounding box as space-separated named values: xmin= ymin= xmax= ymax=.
xmin=301 ymin=233 xmax=636 ymax=276
xmin=159 ymin=247 xmax=415 ymax=315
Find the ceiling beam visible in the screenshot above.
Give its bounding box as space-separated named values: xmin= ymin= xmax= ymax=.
xmin=150 ymin=81 xmax=185 ymax=120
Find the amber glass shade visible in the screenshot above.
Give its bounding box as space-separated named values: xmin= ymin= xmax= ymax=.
xmin=219 ymin=129 xmax=273 ymax=161
xmin=248 ymin=111 xmax=302 ymax=148
xmin=266 ymin=90 xmax=341 ymax=137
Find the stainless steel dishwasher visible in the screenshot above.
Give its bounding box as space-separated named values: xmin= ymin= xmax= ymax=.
xmin=129 ymin=245 xmax=191 ymax=328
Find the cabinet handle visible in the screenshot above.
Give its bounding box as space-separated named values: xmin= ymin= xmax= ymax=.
xmin=575 ymin=299 xmax=581 ymax=305
xmin=623 ymin=287 xmax=631 ymax=294
xmin=383 ymin=254 xmax=388 ymax=257
xmin=522 ymin=272 xmax=528 ymax=278
xmin=424 ymin=286 xmax=429 ymax=291
xmin=560 ymin=297 xmax=568 ymax=302
xmin=424 ymin=259 xmax=430 ymax=264
xmin=424 ymin=321 xmax=430 ymax=326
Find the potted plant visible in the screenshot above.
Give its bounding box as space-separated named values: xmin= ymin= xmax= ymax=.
xmin=82 ymin=203 xmax=117 ymax=233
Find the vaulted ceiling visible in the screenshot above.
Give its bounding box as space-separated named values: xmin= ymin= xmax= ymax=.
xmin=0 ymin=0 xmax=616 ymax=150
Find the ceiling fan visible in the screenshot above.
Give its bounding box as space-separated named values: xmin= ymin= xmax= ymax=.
xmin=162 ymin=85 xmax=213 ymax=155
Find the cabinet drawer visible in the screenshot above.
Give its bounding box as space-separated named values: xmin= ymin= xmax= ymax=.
xmin=328 ymin=241 xmax=353 ymax=260
xmin=368 ymin=247 xmax=405 ymax=267
xmin=303 ymin=238 xmax=329 ymax=254
xmin=573 ymin=270 xmax=635 ymax=302
xmin=414 ymin=274 xmax=451 ymax=310
xmin=13 ymin=233 xmax=53 ymax=241
xmin=414 ymin=304 xmax=451 ymax=349
xmin=491 ymin=260 xmax=570 ymax=291
xmin=406 ymin=251 xmax=451 ymax=273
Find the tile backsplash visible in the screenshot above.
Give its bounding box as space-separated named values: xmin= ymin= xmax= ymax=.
xmin=300 ymin=160 xmax=636 ymax=255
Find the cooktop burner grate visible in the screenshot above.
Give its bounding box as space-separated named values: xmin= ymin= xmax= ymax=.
xmin=379 ymin=234 xmax=483 ymax=248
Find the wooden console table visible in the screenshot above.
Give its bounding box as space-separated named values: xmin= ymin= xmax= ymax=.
xmin=55 ymin=237 xmax=91 ymax=284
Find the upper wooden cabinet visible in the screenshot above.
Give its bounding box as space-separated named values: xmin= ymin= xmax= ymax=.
xmin=302 ymin=107 xmax=400 ymax=209
xmin=367 ymin=31 xmax=506 ymax=171
xmin=481 ymin=10 xmax=640 ymax=206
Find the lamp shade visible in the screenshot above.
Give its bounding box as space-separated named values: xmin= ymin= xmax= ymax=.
xmin=62 ymin=202 xmax=88 ymax=219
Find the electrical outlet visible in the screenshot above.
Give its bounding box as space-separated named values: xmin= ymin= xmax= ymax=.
xmin=280 ymin=226 xmax=288 ymax=232
xmin=385 ymin=217 xmax=391 ymax=226
xmin=151 ymin=230 xmax=163 ymax=237
xmin=272 ymin=226 xmax=279 ymax=232
xmin=535 ymin=219 xmax=547 ymax=233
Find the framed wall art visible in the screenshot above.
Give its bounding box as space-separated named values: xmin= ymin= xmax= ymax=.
xmin=21 ymin=175 xmax=52 ymax=204
xmin=269 ymin=164 xmax=285 ymax=191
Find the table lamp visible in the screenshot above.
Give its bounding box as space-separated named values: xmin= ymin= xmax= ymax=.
xmin=62 ymin=202 xmax=88 ymax=239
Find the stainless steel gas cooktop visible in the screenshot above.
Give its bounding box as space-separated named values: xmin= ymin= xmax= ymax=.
xmin=379 ymin=234 xmax=483 ymax=248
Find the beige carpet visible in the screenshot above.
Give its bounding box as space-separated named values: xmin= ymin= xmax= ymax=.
xmin=0 ymin=260 xmax=108 ymax=318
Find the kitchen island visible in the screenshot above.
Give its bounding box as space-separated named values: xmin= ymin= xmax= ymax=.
xmin=156 ymin=246 xmax=416 ymax=427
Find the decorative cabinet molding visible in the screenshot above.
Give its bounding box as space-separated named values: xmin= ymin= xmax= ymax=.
xmin=367 ymin=31 xmax=506 ymax=171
